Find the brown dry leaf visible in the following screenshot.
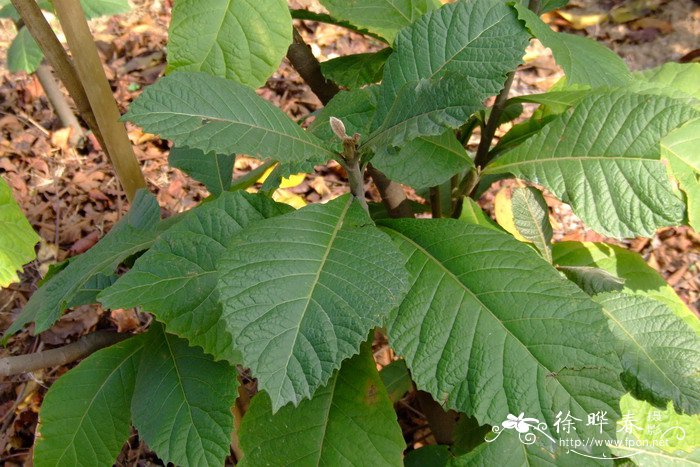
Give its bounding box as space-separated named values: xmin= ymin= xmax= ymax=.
xmin=630 ymin=17 xmax=673 ymax=34
xmin=110 ymin=308 xmax=140 ymax=333
xmin=50 ymin=128 xmax=73 ymax=150
xmin=69 ymin=230 xmax=100 ymax=255
xmin=309 ymin=176 xmax=331 ymax=197
xmin=40 ymin=306 xmax=100 ymax=345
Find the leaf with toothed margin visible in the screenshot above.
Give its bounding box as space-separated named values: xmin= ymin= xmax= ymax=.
xmin=318 ymin=0 xmax=440 ymax=43
xmin=166 ymin=0 xmax=291 ymax=88
xmin=373 ymin=0 xmax=529 ymax=132
xmin=4 ymin=190 xmax=161 ymax=340
xmin=99 ymin=192 xmax=292 ymax=363
xmin=510 ymin=186 xmax=553 ymax=262
xmin=33 ymin=335 xmax=146 ymax=467
xmin=238 ymin=343 xmax=405 ymax=466
xmin=378 ymin=218 xmax=624 ymax=446
xmin=217 ymin=194 xmax=409 ymax=411
xmin=168 ymin=147 xmax=234 ymax=196
xmin=131 ymin=324 xmax=238 ymax=467
xmin=594 ymin=292 xmax=700 ymax=415
xmin=484 ymin=91 xmax=697 ymax=238
xmin=512 ymin=3 xmax=632 ymax=88
xmin=124 ymin=72 xmax=334 ymax=166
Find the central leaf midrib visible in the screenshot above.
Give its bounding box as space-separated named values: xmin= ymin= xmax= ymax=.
xmin=386 ymin=227 xmax=601 ymax=425
xmin=275 ymin=197 xmax=353 ymax=405
xmin=485 ymin=155 xmax=659 ymax=174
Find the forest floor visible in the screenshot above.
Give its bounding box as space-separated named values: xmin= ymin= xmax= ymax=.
xmin=0 ymin=0 xmax=698 ymax=464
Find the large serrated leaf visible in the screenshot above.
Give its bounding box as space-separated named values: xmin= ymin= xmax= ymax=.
xmin=374 ymin=0 xmax=529 ymax=128
xmin=511 ymin=186 xmax=553 ymax=262
xmin=0 ymin=177 xmax=39 ymax=287
xmin=168 ymin=147 xmax=234 ymax=196
xmin=363 ymin=75 xmax=491 ymax=151
xmin=239 ymin=343 xmax=405 ymax=466
xmin=594 ymin=292 xmax=700 ymax=415
xmin=7 ymin=26 xmax=43 ymax=73
xmin=661 ymin=118 xmax=700 ymax=230
xmin=34 ymin=335 xmax=146 ymax=467
xmin=484 ymin=91 xmax=697 ymax=238
xmin=124 ymin=72 xmax=334 ymax=165
xmin=612 ymin=395 xmax=700 ymax=464
xmin=131 ymin=325 xmax=237 ymax=467
xmin=99 ymin=192 xmax=291 ymax=363
xmin=309 ymin=87 xmax=379 ymax=151
xmin=378 ymin=219 xmax=623 ymax=443
xmin=320 ymin=49 xmax=392 ymax=89
xmin=4 ymin=190 xmax=161 ymax=339
xmin=217 ymin=194 xmax=409 ymax=411
xmin=318 ymin=0 xmax=440 ymax=43
xmin=513 ymin=3 xmax=631 ymax=87
xmin=552 ymin=242 xmax=700 ymax=335
xmin=637 ymin=62 xmax=700 ymax=101
xmin=167 ymin=0 xmax=291 ymax=87
xmin=450 ymin=430 xmax=608 ymax=466
xmin=372 ymin=130 xmax=473 ymax=189
xmin=616 ymin=394 xmax=700 ymax=457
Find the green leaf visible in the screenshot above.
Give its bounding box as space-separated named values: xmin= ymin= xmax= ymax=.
xmin=374 ymin=0 xmax=529 ymax=127
xmin=363 ymin=75 xmax=492 ymax=151
xmin=169 ymin=147 xmax=234 ymax=196
xmin=612 ymin=396 xmax=700 ymax=465
xmin=381 ymin=359 xmax=413 ymax=403
xmin=557 ymin=266 xmax=625 ymax=295
xmin=594 ymin=292 xmax=700 ymax=415
xmin=79 ymin=0 xmax=130 ymax=18
xmin=217 ymin=194 xmax=409 ymax=411
xmin=66 ymin=273 xmax=118 ymax=308
xmin=99 ymin=192 xmax=290 ymax=363
xmin=458 ymin=198 xmax=502 ymax=231
xmin=320 ymin=49 xmax=392 ymax=89
xmin=4 ymin=190 xmax=160 ymax=339
xmin=239 ymin=343 xmax=405 ymax=466
xmin=0 ymin=177 xmax=39 ymax=287
xmin=378 ymin=219 xmax=623 ymax=443
xmin=34 ymin=335 xmax=146 ymax=467
xmin=615 ymin=394 xmax=700 ymax=457
xmin=405 ymin=445 xmax=451 ymax=467
xmin=484 ymin=91 xmax=696 ymax=238
xmin=124 ymin=72 xmax=334 ymax=166
xmin=372 ymin=131 xmax=473 ymax=188
xmin=637 ymin=62 xmax=700 ymax=101
xmin=661 ymin=118 xmax=700 ymax=230
xmin=166 ymin=0 xmax=291 ymax=87
xmin=512 ymin=3 xmax=631 ymax=88
xmin=8 ymin=26 xmax=44 ymax=74
xmin=450 ymin=429 xmax=609 ymax=466
xmin=511 ymin=186 xmax=553 ymax=262
xmin=318 ymin=0 xmax=440 ymax=43
xmin=552 ymin=241 xmax=700 ymax=335
xmin=132 ymin=325 xmax=237 ymax=467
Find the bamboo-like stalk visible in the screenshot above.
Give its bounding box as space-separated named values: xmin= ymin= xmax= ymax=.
xmin=52 ymin=0 xmax=146 ymax=202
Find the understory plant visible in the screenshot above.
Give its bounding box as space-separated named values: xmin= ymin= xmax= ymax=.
xmin=4 ymin=0 xmax=700 ymax=465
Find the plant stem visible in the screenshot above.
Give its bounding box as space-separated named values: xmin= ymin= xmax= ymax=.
xmin=0 ymin=331 xmax=127 ymax=377
xmin=340 ymin=134 xmax=368 ymax=210
xmin=366 ymin=164 xmax=414 ymax=217
xmin=53 ymin=0 xmax=146 ymax=202
xmin=10 ymin=0 xmax=101 ymax=142
xmin=429 ymin=186 xmax=442 ymax=218
xmin=285 ymin=26 xmax=413 ymax=217
xmin=35 ymin=63 xmax=84 ymax=145
xmin=451 ymin=167 xmax=479 ymax=218
xmin=287 ymin=28 xmax=340 ymax=105
xmin=473 ymin=72 xmax=515 ymax=169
